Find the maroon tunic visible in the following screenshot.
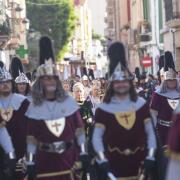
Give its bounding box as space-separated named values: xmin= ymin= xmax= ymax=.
xmin=150 ymin=92 xmax=179 ymax=146
xmin=168 ymin=114 xmax=180 ymax=157
xmin=95 ymin=103 xmax=150 ymax=178
xmin=27 ymin=111 xmax=84 ymax=180
xmin=0 ymin=98 xmax=29 ymax=180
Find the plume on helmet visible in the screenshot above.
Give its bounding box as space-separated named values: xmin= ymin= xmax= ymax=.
xmin=164 ymin=51 xmax=175 ymax=72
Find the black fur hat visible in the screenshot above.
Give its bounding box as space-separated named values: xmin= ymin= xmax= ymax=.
xmin=108 ymin=42 xmax=127 ymax=77
xmin=164 ymin=51 xmax=175 ymax=72
xmin=10 ymin=57 xmax=23 ymax=79
xmin=39 ymin=36 xmax=55 ymax=65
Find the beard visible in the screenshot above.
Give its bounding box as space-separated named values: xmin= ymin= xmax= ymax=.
xmin=45 ymin=85 xmax=57 ymax=93
xmin=114 ymin=88 xmax=130 ymax=96
xmin=1 ymin=91 xmax=11 ymax=97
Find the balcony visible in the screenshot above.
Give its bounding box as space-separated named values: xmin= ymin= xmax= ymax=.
xmin=0 ymin=22 xmax=10 ymax=36
xmin=139 ymin=34 xmax=152 ymax=42
xmin=135 ymin=21 xmax=152 ymax=45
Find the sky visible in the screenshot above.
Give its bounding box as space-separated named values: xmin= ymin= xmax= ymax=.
xmin=87 ymin=0 xmax=106 ymax=36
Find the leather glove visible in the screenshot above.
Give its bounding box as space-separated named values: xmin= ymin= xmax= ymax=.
xmin=27 ymin=164 xmax=36 ymax=180
xmin=144 ymin=159 xmax=156 ymax=177
xmin=98 ymin=161 xmax=110 ymax=178
xmin=79 ymin=154 xmax=90 ymax=170
xmin=3 ymin=154 xmax=16 ymax=179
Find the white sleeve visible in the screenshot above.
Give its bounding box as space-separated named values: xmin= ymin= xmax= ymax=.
xmin=27 ymin=143 xmax=37 ymax=154
xmin=150 ymin=109 xmax=158 ymax=126
xmin=0 ymin=127 xmax=14 ymax=153
xmin=145 ymin=120 xmax=157 ymax=150
xmin=92 ymin=126 xmax=105 ymax=153
xmin=26 ymin=136 xmax=37 ymax=154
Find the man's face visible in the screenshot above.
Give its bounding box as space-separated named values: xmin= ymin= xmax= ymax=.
xmin=113 ymin=80 xmax=130 ymax=95
xmin=166 ymin=79 xmax=177 ymax=90
xmin=0 ymin=81 xmax=12 ymax=95
xmin=17 ymin=83 xmax=27 ymax=94
xmin=41 ymin=76 xmax=57 ymax=93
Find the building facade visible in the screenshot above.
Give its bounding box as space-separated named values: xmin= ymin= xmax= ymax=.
xmin=87 ymin=0 xmax=106 ymax=36
xmin=163 ymin=0 xmax=180 ymax=70
xmin=0 ymin=0 xmax=28 ymax=67
xmin=62 ymin=0 xmax=93 ymax=78
xmin=104 ymin=0 xmax=115 ymax=40
xmin=72 ymin=0 xmax=92 ymax=61
xmin=105 ymin=0 xmax=164 ymax=74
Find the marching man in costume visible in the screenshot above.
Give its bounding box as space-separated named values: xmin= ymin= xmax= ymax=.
xmin=150 ymin=51 xmax=180 ymax=149
xmin=0 ymin=66 xmax=30 ymax=180
xmin=25 ymin=36 xmax=87 ymax=180
xmin=92 ymin=42 xmax=157 ymax=179
xmin=0 ymin=126 xmax=16 ymax=179
xmin=166 ymin=105 xmax=180 ymax=180
xmin=0 ymin=62 xmax=16 ymax=179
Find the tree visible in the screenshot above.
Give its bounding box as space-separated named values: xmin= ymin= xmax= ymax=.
xmin=27 ymin=0 xmax=76 ymax=61
xmin=92 ymin=30 xmax=102 ymax=40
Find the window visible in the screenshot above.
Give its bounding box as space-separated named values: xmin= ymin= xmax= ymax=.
xmin=164 ymin=0 xmax=180 ymax=21
xmin=143 ymin=0 xmax=150 ymax=22
xmin=172 ymin=0 xmax=180 ymax=18
xmin=164 ymin=0 xmax=173 ymax=21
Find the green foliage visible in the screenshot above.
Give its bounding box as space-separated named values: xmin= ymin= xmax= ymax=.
xmin=27 ymin=0 xmax=76 ymax=61
xmin=92 ymin=30 xmax=102 ymax=40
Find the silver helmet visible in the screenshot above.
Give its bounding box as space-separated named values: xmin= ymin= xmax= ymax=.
xmin=0 ymin=68 xmax=12 ymax=82
xmin=15 ymin=72 xmax=29 ymax=84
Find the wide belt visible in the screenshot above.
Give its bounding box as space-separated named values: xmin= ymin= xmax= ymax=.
xmin=38 ymin=141 xmax=74 ymax=154
xmin=158 ymin=119 xmax=173 ymax=127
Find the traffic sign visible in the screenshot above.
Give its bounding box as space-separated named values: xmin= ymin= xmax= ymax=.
xmin=142 ymin=56 xmax=152 ymax=68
